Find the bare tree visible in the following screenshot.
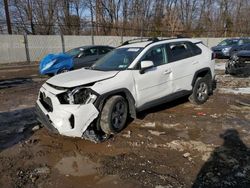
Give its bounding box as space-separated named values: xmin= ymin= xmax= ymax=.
xmin=162 ymin=0 xmax=183 ymax=36
xmin=2 ymin=0 xmax=250 ymax=37
xmin=10 ymin=0 xmax=58 ymax=34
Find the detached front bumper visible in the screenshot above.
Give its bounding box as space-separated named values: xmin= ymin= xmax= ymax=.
xmin=36 ymin=85 xmax=99 ymax=138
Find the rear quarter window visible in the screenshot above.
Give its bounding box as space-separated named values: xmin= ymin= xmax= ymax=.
xmin=188 ymin=42 xmax=202 ymax=55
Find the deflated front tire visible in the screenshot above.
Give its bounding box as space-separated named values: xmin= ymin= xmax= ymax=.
xmin=99 ymin=95 xmax=128 ymax=135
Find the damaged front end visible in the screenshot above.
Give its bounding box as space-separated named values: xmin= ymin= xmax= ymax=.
xmin=226 ymin=53 xmax=250 ymax=76
xmin=36 ymin=83 xmax=105 ymax=142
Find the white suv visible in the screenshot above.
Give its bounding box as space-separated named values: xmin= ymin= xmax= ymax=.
xmin=36 ymin=38 xmax=215 ymax=142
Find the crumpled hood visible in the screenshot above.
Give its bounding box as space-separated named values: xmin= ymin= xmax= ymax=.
xmin=46 ymin=68 xmax=119 ymax=88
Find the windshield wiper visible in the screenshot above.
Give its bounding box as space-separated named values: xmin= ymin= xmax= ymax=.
xmin=90 ymin=66 xmax=104 ymax=71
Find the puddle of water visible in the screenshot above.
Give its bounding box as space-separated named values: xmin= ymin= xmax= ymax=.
xmin=55 ymin=153 xmax=100 ymax=177
xmin=0 ymin=78 xmax=32 ymax=89
xmin=0 ymin=107 xmax=37 ymax=151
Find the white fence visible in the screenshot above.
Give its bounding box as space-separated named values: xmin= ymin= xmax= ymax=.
xmin=0 ymin=35 xmax=226 ymax=64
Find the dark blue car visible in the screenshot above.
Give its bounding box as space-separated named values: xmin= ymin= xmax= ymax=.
xmin=39 ymin=45 xmax=114 ymax=76
xmin=211 ymin=38 xmax=250 ymax=59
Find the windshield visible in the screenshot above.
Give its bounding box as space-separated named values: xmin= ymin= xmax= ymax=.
xmin=92 ymin=47 xmax=142 ymax=71
xmin=218 ymin=39 xmax=239 ymax=46
xmin=65 ymin=47 xmax=84 ymax=56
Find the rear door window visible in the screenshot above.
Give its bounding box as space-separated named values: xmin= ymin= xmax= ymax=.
xmin=167 ymin=41 xmax=201 ymax=62
xmin=188 ymin=42 xmax=202 ymax=55
xmin=167 ymin=42 xmax=192 ymax=62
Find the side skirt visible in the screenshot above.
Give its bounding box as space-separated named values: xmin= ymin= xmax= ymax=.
xmin=136 ymin=90 xmax=192 ymax=112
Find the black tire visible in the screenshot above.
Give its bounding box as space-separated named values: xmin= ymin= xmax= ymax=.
xmin=100 ymin=95 xmax=128 ymax=135
xmin=189 ymin=77 xmax=210 ymax=105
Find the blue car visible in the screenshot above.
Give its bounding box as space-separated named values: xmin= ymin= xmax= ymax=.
xmin=39 ymin=45 xmax=114 ymax=76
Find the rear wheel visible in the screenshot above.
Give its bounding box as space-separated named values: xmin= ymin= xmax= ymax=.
xmin=189 ymin=77 xmax=210 ymax=105
xmin=100 ymin=95 xmax=128 ymax=135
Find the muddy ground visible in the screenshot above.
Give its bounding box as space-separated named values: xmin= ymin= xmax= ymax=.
xmin=0 ymin=62 xmax=249 ymax=188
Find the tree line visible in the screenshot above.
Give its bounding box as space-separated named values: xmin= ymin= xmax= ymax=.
xmin=0 ymin=0 xmax=250 ymax=37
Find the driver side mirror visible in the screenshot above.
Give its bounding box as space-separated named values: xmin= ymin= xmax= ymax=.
xmin=140 ymin=60 xmax=154 ymax=74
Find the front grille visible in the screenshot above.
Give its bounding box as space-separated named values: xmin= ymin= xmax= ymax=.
xmin=57 ymin=92 xmax=69 ymax=104
xmin=40 ymin=92 xmax=53 ymax=112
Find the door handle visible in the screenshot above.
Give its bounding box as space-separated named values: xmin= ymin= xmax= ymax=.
xmin=163 ymin=70 xmax=172 ymax=74
xmin=192 ymin=61 xmax=199 ymax=65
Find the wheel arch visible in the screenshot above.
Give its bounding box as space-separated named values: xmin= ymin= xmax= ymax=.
xmin=94 ymin=88 xmax=136 ymax=119
xmin=55 ymin=59 xmax=74 ymax=74
xmin=192 ymin=67 xmax=213 ymax=93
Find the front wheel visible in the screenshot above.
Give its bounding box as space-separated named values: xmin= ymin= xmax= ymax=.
xmin=189 ymin=77 xmax=210 ymax=105
xmin=100 ymin=95 xmax=128 ymax=135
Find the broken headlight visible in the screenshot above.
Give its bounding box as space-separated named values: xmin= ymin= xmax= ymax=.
xmin=57 ymin=87 xmax=97 ymax=105
xmin=42 ymin=59 xmax=57 ymax=71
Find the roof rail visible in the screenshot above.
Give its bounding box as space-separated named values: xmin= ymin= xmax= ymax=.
xmin=121 ymin=37 xmax=159 ymax=46
xmin=120 ymin=36 xmax=190 ymax=47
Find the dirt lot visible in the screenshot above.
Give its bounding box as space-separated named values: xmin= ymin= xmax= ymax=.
xmin=0 ymin=62 xmax=249 ymax=188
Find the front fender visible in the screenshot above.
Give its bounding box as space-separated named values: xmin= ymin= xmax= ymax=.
xmin=40 ymin=58 xmax=73 ymax=75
